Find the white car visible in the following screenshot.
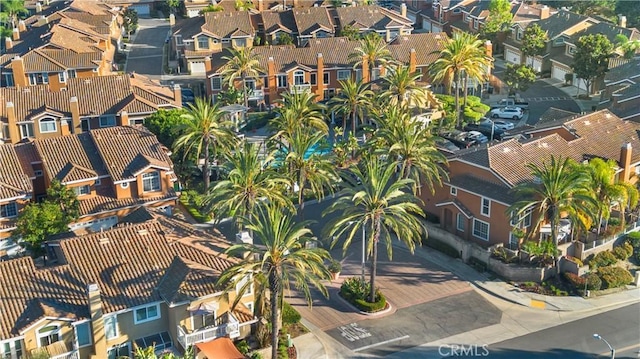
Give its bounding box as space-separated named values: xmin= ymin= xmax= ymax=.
xmin=492 ymin=120 xmax=515 ymax=131
xmin=490 ymin=107 xmax=524 ymax=120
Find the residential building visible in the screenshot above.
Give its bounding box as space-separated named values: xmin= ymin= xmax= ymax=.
xmin=0 ymin=211 xmax=256 ymax=359
xmin=420 ymin=0 xmax=466 ymax=34
xmin=1 ymin=73 xmax=181 ymax=143
xmin=423 ymin=110 xmax=640 ymax=249
xmin=205 ymin=33 xmax=448 ymax=105
xmin=333 ymin=5 xmax=413 ymax=42
xmin=0 ymin=145 xmax=33 ymax=252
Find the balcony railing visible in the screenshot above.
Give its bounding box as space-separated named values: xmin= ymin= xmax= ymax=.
xmin=290 ymin=83 xmax=311 ymax=93
xmin=247 ymin=89 xmax=264 ymax=100
xmin=177 ymin=313 xmax=240 ymax=347
xmin=50 ymin=350 xmax=79 ymax=359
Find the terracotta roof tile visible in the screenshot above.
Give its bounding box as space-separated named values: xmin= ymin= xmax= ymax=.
xmin=202 ymin=11 xmax=255 ymax=38
xmin=157 ymin=257 xmax=222 ymax=304
xmin=0 ymin=145 xmax=34 ymax=199
xmin=77 ymin=186 xmax=177 ymax=216
xmin=335 ymin=5 xmax=413 ymax=32
xmin=12 ymin=142 xmax=39 ymax=179
xmin=292 ymin=6 xmax=334 ymax=36
xmin=261 ymin=10 xmax=297 ymax=34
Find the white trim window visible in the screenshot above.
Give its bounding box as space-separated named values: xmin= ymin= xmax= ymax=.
xmin=244 ymin=302 xmax=254 ymax=314
xmin=473 ymin=18 xmax=479 ymax=30
xmin=100 ymin=115 xmax=116 ymax=128
xmin=197 ymin=36 xmax=209 ymax=50
xmin=480 ymin=197 xmax=490 ymax=217
xmin=1 ymin=339 xmax=23 ymax=359
xmin=323 ymin=72 xmax=330 ymax=85
xmin=19 ymin=123 xmax=34 ymax=139
xmin=58 ymin=71 xmax=67 ymax=83
xmin=37 ymin=325 xmax=60 ymax=347
xmin=211 ymin=77 xmax=222 ymax=90
xmin=337 ymin=70 xmax=351 ymax=81
xmin=134 ymin=304 xmax=160 ymax=324
xmin=72 ymin=185 xmax=91 ymax=196
xmin=0 ymin=202 xmax=18 ymax=218
xmin=39 ymin=117 xmax=57 ymax=133
xmin=456 ymin=213 xmax=465 ymax=231
xmin=450 ymin=186 xmax=457 ymax=196
xmin=142 ymin=171 xmax=161 ymax=192
xmin=121 ymin=182 xmax=130 ymax=189
xmin=277 ymin=74 xmax=287 ymax=88
xmin=108 ymin=343 xmax=130 ymax=359
xmin=67 ymin=69 xmax=77 ymax=78
xmin=472 ymin=219 xmax=490 ymax=241
xmin=104 ymin=315 xmax=119 ymax=340
xmin=235 ymin=274 xmax=253 ymax=297
xmin=74 ymin=321 xmax=92 ymax=348
xmin=293 ymin=70 xmax=305 ymax=85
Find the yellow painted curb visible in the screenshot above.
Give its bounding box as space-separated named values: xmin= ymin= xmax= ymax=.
xmin=530 ymin=299 xmax=546 ymax=309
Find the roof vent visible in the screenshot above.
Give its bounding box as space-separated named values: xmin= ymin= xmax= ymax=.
xmin=502 ymin=147 xmax=511 ymax=153
xmin=138 ymin=229 xmax=149 ymax=235
xmin=98 ymin=237 xmax=110 ymax=244
xmin=583 ymin=120 xmax=591 ymax=125
xmin=605 ymin=113 xmax=612 ymax=118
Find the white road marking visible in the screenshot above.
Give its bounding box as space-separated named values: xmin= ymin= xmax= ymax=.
xmin=353 ymin=335 xmax=411 ymax=352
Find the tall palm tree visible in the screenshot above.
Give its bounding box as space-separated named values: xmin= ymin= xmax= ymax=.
xmin=348 ymin=32 xmax=393 ymax=84
xmin=220 ymin=47 xmax=264 ymax=109
xmin=429 ymin=32 xmax=491 ymax=128
xmin=217 ymin=204 xmax=331 ymax=359
xmin=380 ymin=64 xmax=426 ymax=109
xmin=206 ymin=141 xmax=292 ymax=229
xmin=0 ymin=0 xmax=28 ymax=29
xmin=324 ymin=157 xmax=426 ymax=302
xmin=269 ymin=90 xmax=328 ymax=142
xmin=508 ymin=156 xmax=597 ymax=274
xmin=329 ymin=78 xmax=373 ymax=137
xmin=174 ymin=98 xmax=236 ymax=189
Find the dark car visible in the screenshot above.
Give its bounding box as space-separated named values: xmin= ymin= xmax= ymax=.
xmin=464 ymin=124 xmax=505 ymax=141
xmin=181 ymin=88 xmax=195 ymax=105
xmin=435 ymin=137 xmax=460 ymax=153
xmin=440 ymin=130 xmax=477 ymax=149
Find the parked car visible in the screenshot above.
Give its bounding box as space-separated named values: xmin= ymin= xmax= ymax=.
xmin=465 ymin=130 xmax=489 ymax=144
xmin=464 ymin=124 xmax=504 ymax=140
xmin=435 ymin=137 xmax=460 ymax=153
xmin=478 ymin=118 xmax=515 ymax=131
xmin=490 ymin=97 xmax=529 ymax=110
xmin=440 ymin=131 xmax=477 ymax=149
xmin=490 ymin=107 xmax=524 ymax=120
xmin=181 ymin=88 xmax=195 ymax=106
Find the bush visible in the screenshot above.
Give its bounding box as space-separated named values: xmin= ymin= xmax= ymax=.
xmin=563 ymin=272 xmax=585 ymax=289
xmin=425 ymin=238 xmax=460 ymax=258
xmin=613 ymin=245 xmax=632 ymax=261
xmin=282 ymin=301 xmax=301 ymax=325
xmin=607 ymin=217 xmax=621 ymax=226
xmin=243 ymin=112 xmax=274 ymax=131
xmin=235 ymin=340 xmax=250 ymax=355
xmin=339 ymin=277 xmax=387 ymax=313
xmin=565 ymin=256 xmax=584 ymax=267
xmin=589 ymin=250 xmax=618 ymax=269
xmin=354 ymin=291 xmax=387 ymax=312
xmin=328 ymin=260 xmax=342 ymax=273
xmin=586 ymin=273 xmax=602 ymax=291
xmin=626 ymin=232 xmax=640 ymax=248
xmin=250 ymin=353 xmax=263 ymax=359
xmin=597 ymin=266 xmax=633 ymax=289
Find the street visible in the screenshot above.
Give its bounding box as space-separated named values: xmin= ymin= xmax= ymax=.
xmin=124 ymin=18 xmax=169 ymax=79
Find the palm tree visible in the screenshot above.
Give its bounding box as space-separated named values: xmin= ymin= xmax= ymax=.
xmin=270 ymin=90 xmax=328 ymax=142
xmin=329 ymin=78 xmax=373 ymax=137
xmin=217 ymin=204 xmax=331 ymax=359
xmin=324 ymin=157 xmax=426 ymax=302
xmin=348 ymin=32 xmax=393 ymax=84
xmin=508 ymin=156 xmax=597 ymax=274
xmin=220 ymin=47 xmax=264 ymax=109
xmin=174 ymin=98 xmax=236 ymax=189
xmin=369 ymin=107 xmax=448 ymax=195
xmin=206 ymin=141 xmax=292 ymax=229
xmin=614 ymin=34 xmax=640 ymax=59
xmin=429 ymin=32 xmax=491 ymax=128
xmin=0 ymin=0 xmax=28 ymax=29
xmin=380 ymin=64 xmax=426 ymax=109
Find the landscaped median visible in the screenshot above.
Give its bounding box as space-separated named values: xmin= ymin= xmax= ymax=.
xmin=338 ymin=277 xmax=391 ymax=315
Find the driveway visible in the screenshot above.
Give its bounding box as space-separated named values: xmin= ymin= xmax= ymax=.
xmin=125 ymin=18 xmax=169 ymax=79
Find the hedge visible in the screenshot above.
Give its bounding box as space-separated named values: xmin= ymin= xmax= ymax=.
xmin=425 ymin=238 xmax=460 ymax=258
xmin=613 ymin=244 xmax=632 ymax=261
xmin=586 ymin=273 xmax=602 ymax=291
xmin=282 ymin=301 xmax=301 ymax=324
xmin=627 ymin=232 xmax=640 ymax=248
xmin=563 ymin=272 xmax=585 ymax=289
xmin=597 ymin=266 xmax=633 ymax=289
xmin=589 ymin=250 xmax=617 ymax=269
xmin=354 ymin=291 xmax=387 ymax=313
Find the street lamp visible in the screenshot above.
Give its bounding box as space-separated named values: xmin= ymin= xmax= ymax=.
xmin=593 ymin=334 xmax=615 ymax=359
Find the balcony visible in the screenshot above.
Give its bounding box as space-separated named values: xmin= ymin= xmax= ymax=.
xmin=247 ymin=89 xmax=264 ymax=101
xmin=177 ymin=313 xmax=240 ymax=348
xmin=50 ymin=350 xmax=79 ymax=359
xmin=290 ymin=83 xmax=311 ymax=93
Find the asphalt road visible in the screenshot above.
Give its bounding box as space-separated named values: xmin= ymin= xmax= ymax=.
xmin=124 ymin=18 xmax=169 ymax=78
xmin=486 ymin=302 xmax=640 ymax=358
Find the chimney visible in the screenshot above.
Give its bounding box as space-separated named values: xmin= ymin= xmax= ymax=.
xmin=258 ymin=0 xmax=264 ymax=12
xmin=620 ymin=143 xmax=633 ymax=183
xmin=12 ymin=28 xmax=19 ymax=41
xmin=18 ymin=20 xmax=26 ymax=32
xmin=5 ymin=38 xmax=13 ymax=51
xmin=36 ymin=3 xmax=43 ymax=13
xmin=119 ymin=111 xmax=129 ymax=126
xmin=204 ymin=56 xmax=212 ymax=74
xmin=87 ymin=284 xmax=107 ymax=359
xmin=37 ymin=15 xmax=48 ymax=26
xmin=540 ymin=5 xmax=550 ymax=20
xmin=316 ymin=53 xmax=325 ymax=101
xmin=6 ymin=102 xmax=20 ymax=143
xmin=619 ymin=15 xmax=627 ymax=28
xmin=401 ymin=3 xmax=407 ymax=18
xmin=484 ymin=40 xmax=493 ymax=58
xmin=362 ymin=55 xmax=370 ymax=83
xmin=173 ymin=84 xmax=182 ymax=108
xmin=70 ymin=96 xmax=81 ymax=133
xmin=267 ymin=56 xmax=277 ymax=101
xmin=10 ymin=57 xmax=27 ymax=87
xmin=169 ymin=13 xmax=175 ymax=26
xmin=409 ymin=48 xmax=417 ymax=74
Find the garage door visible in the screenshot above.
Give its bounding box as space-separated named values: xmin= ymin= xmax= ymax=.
xmin=505 ymin=48 xmax=521 ymax=64
xmin=130 ymin=4 xmax=150 ymax=16
xmin=551 ymin=64 xmax=569 ymax=82
xmin=190 ymin=61 xmax=206 ymax=74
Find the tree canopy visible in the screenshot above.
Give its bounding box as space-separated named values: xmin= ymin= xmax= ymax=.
xmin=480 ymin=0 xmax=513 ymax=42
xmin=521 ymin=23 xmax=547 ymax=58
xmin=571 ymin=34 xmax=613 ymax=94
xmin=504 ymin=63 xmax=537 ymax=94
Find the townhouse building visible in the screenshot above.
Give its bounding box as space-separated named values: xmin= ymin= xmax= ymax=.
xmin=205 ymin=33 xmax=448 ymax=105
xmin=423 ymin=110 xmax=640 ymax=249
xmin=598 ymin=59 xmax=640 ymax=122
xmin=0 ymin=211 xmax=256 ymax=359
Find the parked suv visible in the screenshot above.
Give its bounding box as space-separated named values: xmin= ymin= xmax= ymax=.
xmin=490 ymin=107 xmax=524 ymax=120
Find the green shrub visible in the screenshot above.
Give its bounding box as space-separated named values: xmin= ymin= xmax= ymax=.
xmin=250 ymin=352 xmax=263 ymax=359
xmin=597 ymin=266 xmax=633 ymax=289
xmin=613 ymin=246 xmax=631 ymax=261
xmin=626 ymin=232 xmax=640 ymax=248
xmin=586 ymin=273 xmax=602 ymax=291
xmin=563 ymin=272 xmax=585 ymax=288
xmin=235 ymin=340 xmax=250 ymax=355
xmin=565 ymin=256 xmax=584 ymax=267
xmin=622 ymin=242 xmax=634 ymax=258
xmin=243 ymin=112 xmax=274 ymax=131
xmin=425 ymin=238 xmax=460 ymax=258
xmin=589 ymin=250 xmax=618 ymax=269
xmin=282 ymin=301 xmax=301 ymax=325
xmin=340 ymin=277 xmax=387 ymax=313
xmin=354 ymin=291 xmax=387 ymax=312
xmin=607 ymin=217 xmax=621 ymax=226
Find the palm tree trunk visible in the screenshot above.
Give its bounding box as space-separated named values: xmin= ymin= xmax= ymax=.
xmin=203 ymin=138 xmax=210 ymax=189
xmin=463 ymin=73 xmax=469 ymax=109
xmin=351 ymin=110 xmax=357 ymax=159
xmin=369 ymin=217 xmax=380 ymax=303
xmin=550 ymin=205 xmax=560 ymax=275
xmin=454 ymin=71 xmax=461 ymax=129
xmin=298 ymin=176 xmax=305 ymax=220
xmin=242 ymin=74 xmax=249 ymax=109
xmin=270 ymin=271 xmax=281 ymax=359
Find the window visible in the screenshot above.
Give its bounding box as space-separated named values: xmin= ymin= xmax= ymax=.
xmin=134 ymin=304 xmax=160 ymax=324
xmin=67 ymin=69 xmax=77 ymax=78
xmin=175 ymin=35 xmax=183 ymax=45
xmin=134 ymin=332 xmax=172 ymax=352
xmin=198 ymin=313 xmax=216 ymax=327
xmin=211 ymin=77 xmax=222 ymax=90
xmin=337 ymin=70 xmax=351 ymax=81
xmin=523 ymin=210 xmax=532 ymax=227
xmin=472 ymin=219 xmax=490 ymax=241
xmin=372 ymin=68 xmax=380 ymax=80
xmin=568 ymin=46 xmax=576 ymax=54
xmin=235 ymin=274 xmax=253 ymax=297
xmin=104 ymin=315 xmax=118 ymax=340
xmin=3 ymin=74 xmax=14 ymax=87
xmin=142 ymin=171 xmax=161 ymax=192
xmin=129 ymin=118 xmax=144 ymax=126
xmin=0 ymin=202 xmax=18 ymax=218
xmin=511 ymin=210 xmax=532 ymax=227
xmin=553 ymin=37 xmax=564 ymax=46
xmin=508 ymin=232 xmax=519 ymax=250
xmin=355 ymin=69 xmax=362 ymax=81
xmin=294 ymin=71 xmax=305 ymax=85
xmin=450 ymin=186 xmax=457 ymax=196
xmin=235 ymin=38 xmax=246 ymax=47
xmin=456 ymin=213 xmax=465 ymax=231
xmin=197 ymin=36 xmax=209 ymax=50
xmin=516 ymin=30 xmax=522 ymax=41
xmin=121 ymin=182 xmax=130 ymax=189
xmin=244 ymin=302 xmax=254 ymax=313
xmin=323 ymin=72 xmax=329 ymax=85
xmin=473 ymin=19 xmax=478 ymax=30
xmin=464 ymin=13 xmax=469 ymax=22
xmin=28 ymin=73 xmax=49 ymax=85
xmin=75 ymin=321 xmax=92 ymax=348
xmin=310 ymin=73 xmax=317 ymax=85
xmin=244 ymin=79 xmax=255 ymax=91
xmin=39 ymin=117 xmax=57 ymax=133
xmin=38 ymin=325 xmax=60 ymax=347
xmin=95 ymin=178 xmax=101 ymax=186
xmin=73 ymin=185 xmax=91 ymax=196
xmin=58 ymin=72 xmax=66 ymax=83
xmin=277 ymin=74 xmax=287 ymax=88
xmin=1 ymin=339 xmax=23 ymax=359
xmin=34 ymin=170 xmax=44 ymax=177
xmin=108 ymin=343 xmax=130 ymax=359
xmin=481 ymin=197 xmax=490 ymax=216
xmin=100 ymin=116 xmax=116 ymax=128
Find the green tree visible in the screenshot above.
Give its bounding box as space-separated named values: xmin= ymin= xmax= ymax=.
xmin=380 ymin=64 xmax=427 ymax=109
xmin=145 ymin=108 xmax=187 ymax=147
xmin=123 ymin=8 xmax=138 ymax=37
xmin=0 ymin=0 xmax=28 ymax=29
xmin=339 ymin=24 xmax=361 ymax=41
xmin=521 ymin=23 xmax=548 ymax=60
xmin=325 ymin=157 xmax=426 ymax=302
xmin=348 ymin=32 xmax=393 ymax=84
xmin=571 ymin=34 xmax=613 ymax=95
xmin=217 ymin=204 xmax=331 ymax=359
xmin=277 ymin=33 xmax=294 ymax=45
xmin=234 ymin=0 xmax=254 ymax=11
xmin=46 ymin=180 xmax=80 ymax=223
xmin=615 ymin=1 xmax=640 ymax=28
xmin=206 ymin=141 xmax=292 ymax=228
xmin=508 ymin=156 xmax=597 ymax=274
xmin=174 ymin=98 xmax=236 ymax=189
xmin=480 ymin=0 xmax=513 ymax=46
xmin=165 ymin=0 xmax=180 ymax=14
xmin=329 ymin=78 xmax=373 ymax=137
xmin=216 ymin=87 xmax=244 ymax=106
xmin=504 ymin=63 xmax=537 ymax=94
xmin=200 ymin=4 xmax=223 ymax=13
xmin=269 ymin=90 xmax=328 ymax=145
xmin=220 ymin=47 xmax=264 ymax=109
xmin=614 ymin=34 xmax=640 ymax=59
